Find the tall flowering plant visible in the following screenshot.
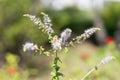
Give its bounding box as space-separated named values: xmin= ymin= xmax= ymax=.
xmin=23 ymin=12 xmax=114 ymax=80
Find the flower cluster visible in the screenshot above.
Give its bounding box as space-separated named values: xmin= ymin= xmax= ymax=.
xmin=51 ymin=35 xmax=62 ymax=50
xmin=72 ymin=27 xmax=100 ymax=44
xmin=101 ymin=56 xmax=115 ymax=64
xmin=51 ymin=28 xmax=72 ymax=50
xmin=23 ymin=12 xmax=114 ymax=80
xmin=23 ymin=13 xmax=100 ymax=51
xmin=50 ymin=27 xmax=100 ymax=50
xmin=23 ymin=42 xmax=38 ymax=52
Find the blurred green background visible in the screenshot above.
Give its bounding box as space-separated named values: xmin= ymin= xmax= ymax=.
xmin=0 ymin=0 xmax=120 ymax=80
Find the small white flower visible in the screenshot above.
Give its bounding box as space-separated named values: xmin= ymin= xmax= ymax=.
xmin=60 ymin=28 xmax=72 ymax=42
xmin=31 ymin=44 xmax=39 ymax=52
xmin=52 ymin=36 xmax=62 ymax=50
xmin=24 ymin=14 xmax=41 ymax=25
xmin=34 ymin=18 xmax=41 ymax=25
xmin=43 ymin=14 xmax=54 ymax=34
xmin=101 ymin=56 xmax=115 ymax=64
xmin=23 ymin=42 xmax=38 ymax=52
xmin=43 ymin=15 xmax=51 ymax=23
xmin=46 ymin=25 xmax=54 ymax=34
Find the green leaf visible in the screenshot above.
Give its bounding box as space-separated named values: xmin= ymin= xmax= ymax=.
xmin=51 ymin=72 xmax=56 ymax=76
xmin=55 ymin=65 xmax=60 ymax=71
xmin=64 ymin=47 xmax=68 ymax=53
xmin=44 ymin=51 xmax=50 ymax=56
xmin=57 ymin=72 xmax=64 ymax=77
xmin=40 ymin=46 xmax=44 ymax=51
xmin=69 ymin=41 xmax=75 ymax=47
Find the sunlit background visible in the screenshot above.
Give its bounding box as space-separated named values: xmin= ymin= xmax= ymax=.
xmin=0 ymin=0 xmax=120 ymax=80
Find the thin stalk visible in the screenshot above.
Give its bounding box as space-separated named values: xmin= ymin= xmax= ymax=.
xmin=80 ymin=68 xmax=95 ymax=80
xmin=80 ymin=63 xmax=101 ymax=80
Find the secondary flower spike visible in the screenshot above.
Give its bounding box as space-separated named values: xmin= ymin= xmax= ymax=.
xmin=73 ymin=27 xmax=100 ymax=44
xmin=24 ymin=13 xmax=54 ymax=35
xmin=60 ymin=28 xmax=72 ymax=42
xmin=101 ymin=56 xmax=115 ymax=64
xmin=23 ymin=42 xmax=39 ymax=52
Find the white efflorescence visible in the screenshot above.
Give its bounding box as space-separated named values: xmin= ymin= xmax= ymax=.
xmin=60 ymin=28 xmax=72 ymax=42
xmin=51 ymin=36 xmax=62 ymax=50
xmin=23 ymin=42 xmax=39 ymax=52
xmin=101 ymin=56 xmax=115 ymax=64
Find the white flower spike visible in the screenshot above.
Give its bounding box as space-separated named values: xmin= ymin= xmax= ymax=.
xmin=101 ymin=56 xmax=115 ymax=64
xmin=73 ymin=27 xmax=100 ymax=44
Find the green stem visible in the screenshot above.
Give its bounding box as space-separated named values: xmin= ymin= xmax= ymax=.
xmin=80 ymin=68 xmax=95 ymax=80
xmin=55 ymin=52 xmax=59 ymax=80
xmin=52 ymin=51 xmax=60 ymax=80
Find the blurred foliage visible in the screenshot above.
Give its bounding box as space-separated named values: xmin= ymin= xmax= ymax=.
xmin=101 ymin=2 xmax=120 ymax=36
xmin=47 ymin=7 xmax=93 ymax=34
xmin=0 ymin=53 xmax=42 ymax=80
xmin=0 ymin=0 xmax=48 ymax=53
xmin=0 ymin=53 xmax=29 ymax=80
xmin=6 ymin=53 xmax=19 ymax=67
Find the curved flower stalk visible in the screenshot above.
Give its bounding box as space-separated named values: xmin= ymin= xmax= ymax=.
xmin=81 ymin=56 xmax=115 ymax=80
xmin=23 ymin=12 xmax=101 ymax=80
